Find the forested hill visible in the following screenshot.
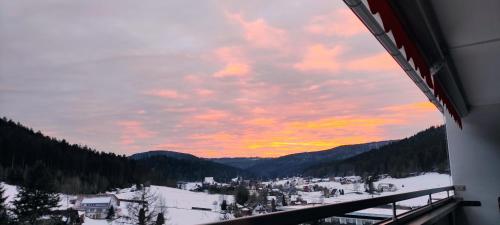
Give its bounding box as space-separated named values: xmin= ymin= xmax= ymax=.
xmin=302 ymin=125 xmax=449 ymax=178
xmin=0 ymin=118 xmax=135 ymax=194
xmin=130 ymin=150 xmax=199 ymax=160
xmin=210 ymin=141 xmax=393 ymax=177
xmin=0 ymin=118 xmax=250 ymax=194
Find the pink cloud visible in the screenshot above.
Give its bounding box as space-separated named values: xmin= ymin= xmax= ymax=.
xmin=294 ymin=44 xmax=343 ymax=73
xmin=195 ymin=88 xmax=215 ymax=98
xmin=346 ymin=52 xmax=399 ymax=72
xmin=214 ymin=47 xmax=246 ymax=63
xmin=251 ymin=107 xmax=267 ymax=114
xmin=226 ymin=12 xmax=287 ymax=49
xmin=144 ymin=89 xmax=188 ymax=99
xmin=212 ymin=47 xmax=251 ymax=78
xmin=192 ymin=109 xmax=229 ymax=121
xmin=163 ymin=106 xmax=197 ymax=113
xmin=116 ymin=120 xmax=156 ymax=147
xmin=184 ymin=75 xmax=203 ymax=84
xmin=306 ymin=8 xmax=366 ymax=37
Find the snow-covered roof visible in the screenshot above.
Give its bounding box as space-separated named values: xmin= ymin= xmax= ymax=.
xmin=81 ymin=197 xmax=112 ymax=204
xmin=204 ymin=177 xmax=215 ymax=183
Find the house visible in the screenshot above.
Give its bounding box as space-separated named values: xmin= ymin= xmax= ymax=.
xmin=203 ymin=177 xmax=215 ymax=185
xmin=176 ymin=181 xmax=188 ymax=190
xmin=78 ymin=195 xmax=119 ymax=219
xmin=377 ymin=183 xmax=397 ymax=192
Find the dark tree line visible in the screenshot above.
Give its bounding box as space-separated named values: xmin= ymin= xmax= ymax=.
xmin=0 ymin=117 xmax=251 ymax=194
xmin=303 ymin=125 xmax=450 ymax=178
xmin=0 ymin=117 xmax=137 ymax=194
xmin=0 ymin=183 xmax=8 ymax=224
xmin=135 ymin=156 xmax=253 ymax=185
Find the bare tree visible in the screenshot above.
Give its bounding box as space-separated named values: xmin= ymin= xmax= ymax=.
xmin=127 ymin=186 xmax=159 ymax=225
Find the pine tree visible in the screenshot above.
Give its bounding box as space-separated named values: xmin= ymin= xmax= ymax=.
xmin=11 ymin=162 xmax=60 ymax=224
xmin=155 ymin=213 xmax=165 ymax=225
xmin=220 ymin=200 xmax=227 ymax=211
xmin=234 ymin=185 xmax=249 ymax=206
xmin=106 ymin=205 xmax=115 ymax=220
xmin=0 ymin=183 xmax=9 ymax=224
xmin=281 ymin=195 xmax=287 ymax=206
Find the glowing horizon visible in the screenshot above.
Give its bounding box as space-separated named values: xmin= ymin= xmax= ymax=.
xmin=0 ymin=0 xmax=443 ymax=157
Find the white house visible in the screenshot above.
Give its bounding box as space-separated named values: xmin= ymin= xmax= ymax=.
xmin=78 ymin=195 xmax=119 ymax=219
xmin=203 ymin=177 xmax=215 ymax=185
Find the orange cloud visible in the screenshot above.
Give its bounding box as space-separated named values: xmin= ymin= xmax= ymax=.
xmin=150 ymin=98 xmax=441 ymax=157
xmin=383 ymin=101 xmax=437 ymax=113
xmin=294 ymin=44 xmax=343 ymax=73
xmin=346 ymin=52 xmax=399 ymax=72
xmin=213 ymin=63 xmax=250 ymax=78
xmin=144 ymin=89 xmax=187 ymax=99
xmin=212 ymin=47 xmax=251 ymax=78
xmin=306 ymin=8 xmax=366 ymax=37
xmin=226 ymin=12 xmax=287 ymax=49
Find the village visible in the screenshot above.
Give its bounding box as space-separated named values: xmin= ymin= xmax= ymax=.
xmin=0 ymin=173 xmax=450 ymax=225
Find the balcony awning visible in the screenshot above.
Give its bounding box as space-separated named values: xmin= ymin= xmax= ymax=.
xmin=344 ymin=0 xmax=465 ymax=128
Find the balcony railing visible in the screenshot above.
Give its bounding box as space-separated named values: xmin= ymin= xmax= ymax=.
xmin=203 ymin=186 xmax=458 ymax=225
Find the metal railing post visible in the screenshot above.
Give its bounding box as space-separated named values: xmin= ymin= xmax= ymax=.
xmin=392 ymin=202 xmax=397 ymax=220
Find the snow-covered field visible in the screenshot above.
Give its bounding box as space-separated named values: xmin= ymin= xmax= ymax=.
xmin=1 ymin=173 xmax=451 ymax=225
xmin=111 ymin=185 xmax=233 ymax=225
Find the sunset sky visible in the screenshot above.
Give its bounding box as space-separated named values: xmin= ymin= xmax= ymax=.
xmin=0 ymin=0 xmax=443 ymax=157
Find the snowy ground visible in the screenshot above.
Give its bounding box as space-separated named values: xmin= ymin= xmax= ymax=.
xmin=111 ymin=185 xmax=233 ymax=225
xmin=279 ymin=173 xmax=452 ymax=217
xmin=1 ymin=173 xmax=451 ymax=225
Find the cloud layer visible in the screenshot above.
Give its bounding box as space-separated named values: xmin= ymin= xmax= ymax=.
xmin=0 ymin=0 xmax=443 ymax=157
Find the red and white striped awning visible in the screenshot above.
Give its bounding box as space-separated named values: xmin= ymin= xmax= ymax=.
xmin=345 ymin=0 xmax=462 ymax=128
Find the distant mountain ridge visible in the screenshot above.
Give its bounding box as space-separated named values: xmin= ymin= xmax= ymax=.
xmin=223 ymin=140 xmax=394 ymax=177
xmin=130 ymin=150 xmax=199 ymax=160
xmin=128 ymin=150 xmax=253 ymax=182
xmin=132 ymin=141 xmax=394 ymax=175
xmin=209 ymin=157 xmax=267 ymax=169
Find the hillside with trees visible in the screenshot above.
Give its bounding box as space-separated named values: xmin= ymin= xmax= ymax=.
xmin=0 ymin=118 xmax=250 ymax=194
xmin=0 ymin=117 xmax=136 ymax=194
xmin=303 ymin=126 xmax=449 ymax=178
xmin=132 ymin=154 xmax=253 ymax=184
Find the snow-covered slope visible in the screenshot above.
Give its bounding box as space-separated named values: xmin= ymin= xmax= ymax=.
xmin=1 ymin=173 xmax=451 ymax=225
xmin=115 ymin=185 xmax=233 ymax=213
